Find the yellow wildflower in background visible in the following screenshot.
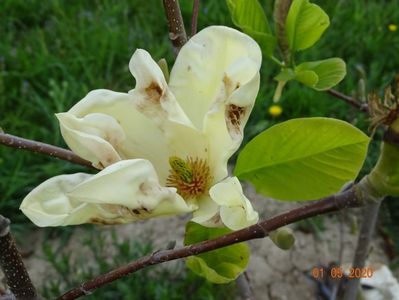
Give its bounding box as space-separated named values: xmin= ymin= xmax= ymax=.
xmin=268 ymin=105 xmax=283 ymax=117
xmin=388 ymin=24 xmax=398 ymax=32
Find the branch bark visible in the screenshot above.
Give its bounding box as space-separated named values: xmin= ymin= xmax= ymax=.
xmin=342 ymin=201 xmax=382 ymax=300
xmin=0 ymin=215 xmax=39 ymax=300
xmin=327 ymin=89 xmax=369 ymax=113
xmin=0 ymin=133 xmax=93 ymax=168
xmin=58 ymin=186 xmax=367 ymax=300
xmin=191 ymin=0 xmax=200 ymax=36
xmin=162 ymin=0 xmax=187 ymax=56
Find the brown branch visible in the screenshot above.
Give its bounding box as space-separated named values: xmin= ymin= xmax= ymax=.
xmin=327 ymin=89 xmax=369 ymax=113
xmin=191 ymin=0 xmax=200 ymax=36
xmin=58 ymin=187 xmax=362 ymax=300
xmin=0 ymin=133 xmax=93 ymax=168
xmin=0 ymin=215 xmax=39 ymax=300
xmin=162 ymin=0 xmax=187 ymax=56
xmin=343 ymin=201 xmax=382 ymax=300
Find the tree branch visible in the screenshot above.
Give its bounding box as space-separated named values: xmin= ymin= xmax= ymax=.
xmin=327 ymin=89 xmax=369 ymax=113
xmin=343 ymin=201 xmax=382 ymax=300
xmin=162 ymin=0 xmax=187 ymax=56
xmin=58 ymin=187 xmax=365 ymax=300
xmin=191 ymin=0 xmax=200 ymax=36
xmin=0 ymin=133 xmax=93 ymax=168
xmin=0 ymin=215 xmax=39 ymax=300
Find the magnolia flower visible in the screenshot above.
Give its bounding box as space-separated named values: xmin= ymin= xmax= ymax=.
xmin=20 ymin=26 xmax=261 ymax=230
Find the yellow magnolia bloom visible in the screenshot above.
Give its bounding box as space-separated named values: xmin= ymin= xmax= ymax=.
xmin=388 ymin=24 xmax=398 ymax=32
xmin=268 ymin=105 xmax=283 ymax=117
xmin=20 ymin=26 xmax=260 ymax=230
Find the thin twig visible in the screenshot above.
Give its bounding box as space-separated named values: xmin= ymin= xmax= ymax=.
xmin=343 ymin=201 xmax=382 ymax=300
xmin=0 ymin=133 xmax=93 ymax=168
xmin=191 ymin=0 xmax=200 ymax=36
xmin=327 ymin=89 xmax=369 ymax=113
xmin=162 ymin=0 xmax=187 ymax=56
xmin=0 ymin=215 xmax=39 ymax=300
xmin=330 ymin=212 xmax=346 ymax=300
xmin=58 ymin=187 xmax=363 ymax=299
xmin=236 ymin=272 xmax=254 ymax=300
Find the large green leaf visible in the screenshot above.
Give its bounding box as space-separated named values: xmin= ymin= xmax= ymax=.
xmin=235 ymin=118 xmax=370 ymax=201
xmin=226 ymin=0 xmax=276 ymax=56
xmin=285 ymin=0 xmax=329 ymax=51
xmin=184 ymin=222 xmax=250 ymax=284
xmin=295 ymin=58 xmax=346 ymax=90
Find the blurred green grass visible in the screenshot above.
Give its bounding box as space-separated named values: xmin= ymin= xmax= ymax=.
xmin=1 ymin=0 xmax=399 ymax=223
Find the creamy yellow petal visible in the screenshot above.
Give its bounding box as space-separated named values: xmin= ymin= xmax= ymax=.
xmin=169 ymin=26 xmax=261 ymax=131
xmin=20 ymin=160 xmax=194 ymax=227
xmin=62 ymin=89 xmax=171 ymax=180
xmin=168 ymin=26 xmax=261 ymax=180
xmin=128 ymin=49 xmax=192 ymax=127
xmin=209 ymin=177 xmax=258 ymax=230
xmin=205 ymin=74 xmax=260 ymax=180
xmin=190 ymin=195 xmax=221 ymax=227
xmin=20 ymin=173 xmax=98 ymax=226
xmin=128 ymin=49 xmax=208 ymax=162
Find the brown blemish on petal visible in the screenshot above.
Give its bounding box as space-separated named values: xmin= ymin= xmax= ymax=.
xmin=145 ymin=82 xmax=163 ymax=102
xmin=139 ymin=182 xmax=151 ymax=196
xmin=89 ymin=217 xmax=122 ymax=225
xmin=226 ymin=104 xmax=246 ymax=133
xmin=123 ymin=206 xmax=152 ymax=219
xmin=206 ymin=213 xmax=222 ymax=227
xmin=103 ymin=204 xmax=153 ymax=220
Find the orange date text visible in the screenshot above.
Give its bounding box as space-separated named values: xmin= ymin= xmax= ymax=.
xmin=311 ymin=267 xmax=373 ymax=279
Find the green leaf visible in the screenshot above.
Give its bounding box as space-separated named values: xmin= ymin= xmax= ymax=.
xmin=295 ymin=58 xmax=346 ymax=90
xmin=226 ymin=0 xmax=276 ymax=56
xmin=285 ymin=0 xmax=330 ymax=51
xmin=274 ymin=58 xmax=346 ymax=91
xmin=274 ymin=68 xmax=296 ymax=82
xmin=235 ymin=118 xmax=369 ymax=201
xmin=244 ymin=28 xmax=276 ymax=57
xmin=184 ymin=222 xmax=250 ymax=284
xmin=293 ymin=69 xmax=319 ymax=87
xmin=226 ymin=0 xmax=270 ymax=33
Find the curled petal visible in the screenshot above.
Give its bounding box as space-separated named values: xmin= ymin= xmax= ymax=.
xmin=61 ymin=89 xmax=172 ymax=181
xmin=20 ymin=173 xmax=97 ymax=226
xmin=209 ymin=177 xmax=258 ymax=230
xmin=128 ymin=49 xmax=193 ymax=128
xmin=57 ymin=112 xmax=124 ymax=168
xmin=191 ymin=195 xmax=220 ymax=227
xmin=20 ymin=160 xmax=194 ymax=227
